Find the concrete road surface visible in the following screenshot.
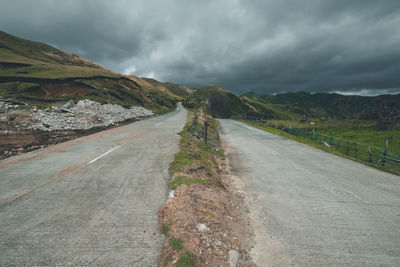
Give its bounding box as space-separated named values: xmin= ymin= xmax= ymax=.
xmin=0 ymin=104 xmax=187 ymax=266
xmin=219 ymin=119 xmax=400 ymax=266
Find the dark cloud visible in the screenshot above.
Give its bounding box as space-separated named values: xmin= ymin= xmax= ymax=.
xmin=1 ymin=0 xmax=400 ymax=95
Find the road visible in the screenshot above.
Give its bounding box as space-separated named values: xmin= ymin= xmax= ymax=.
xmin=0 ymin=104 xmax=187 ymax=266
xmin=219 ymin=119 xmax=400 ymax=266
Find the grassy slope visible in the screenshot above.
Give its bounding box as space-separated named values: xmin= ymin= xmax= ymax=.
xmin=141 ymin=78 xmax=192 ymax=99
xmin=0 ymin=30 xmax=183 ymax=114
xmin=260 ymin=119 xmax=400 ymax=153
xmin=0 ymin=31 xmax=116 ymax=79
xmin=183 ymin=84 xmax=254 ymax=118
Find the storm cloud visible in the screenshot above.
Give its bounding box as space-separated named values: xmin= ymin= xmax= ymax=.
xmin=1 ymin=0 xmax=400 ymax=95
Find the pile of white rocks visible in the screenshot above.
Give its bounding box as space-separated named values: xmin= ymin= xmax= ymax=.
xmin=29 ymin=99 xmax=153 ymax=131
xmin=0 ymin=99 xmax=21 ymax=113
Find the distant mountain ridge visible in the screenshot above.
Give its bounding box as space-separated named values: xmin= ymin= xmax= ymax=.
xmin=242 ymin=91 xmax=400 ymax=120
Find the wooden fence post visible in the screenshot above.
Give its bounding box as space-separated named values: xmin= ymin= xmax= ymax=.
xmin=382 ymin=138 xmax=388 ymax=165
xmin=204 ymin=121 xmax=208 ymax=144
xmin=368 ymin=146 xmax=372 ymax=162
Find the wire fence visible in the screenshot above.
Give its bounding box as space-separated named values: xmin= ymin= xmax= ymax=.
xmin=275 ymin=125 xmax=400 ymax=167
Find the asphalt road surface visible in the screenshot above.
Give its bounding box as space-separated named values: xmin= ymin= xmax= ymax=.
xmin=219 ymin=119 xmax=400 ymax=266
xmin=0 ymin=104 xmax=187 ymax=266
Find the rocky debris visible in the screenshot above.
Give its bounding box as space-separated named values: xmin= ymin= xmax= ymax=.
xmin=0 ymin=99 xmax=21 ymax=113
xmin=321 ymin=141 xmax=331 ymax=147
xmin=229 ymin=250 xmax=239 ymax=267
xmin=29 ymin=99 xmax=153 ymax=131
xmin=0 ymin=98 xmax=155 ymax=159
xmin=196 ymin=223 xmax=210 ymax=232
xmin=62 ymin=99 xmax=75 ymax=109
xmin=168 ymin=190 xmax=175 ymax=199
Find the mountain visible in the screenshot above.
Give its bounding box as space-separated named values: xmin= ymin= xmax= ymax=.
xmin=140 ymin=78 xmax=192 ymax=99
xmin=127 ymin=76 xmax=192 ymax=106
xmin=183 ymin=84 xmax=256 ymax=118
xmin=0 ymin=30 xmax=188 ymax=113
xmin=242 ymin=91 xmax=400 ymax=120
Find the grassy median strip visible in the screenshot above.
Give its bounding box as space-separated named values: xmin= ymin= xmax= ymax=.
xmin=158 ymin=110 xmax=253 ymax=266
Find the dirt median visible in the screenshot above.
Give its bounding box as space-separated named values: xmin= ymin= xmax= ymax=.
xmin=158 ymin=110 xmax=255 ymax=266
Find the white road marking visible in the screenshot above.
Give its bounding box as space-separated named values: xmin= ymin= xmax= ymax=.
xmin=88 ymin=145 xmax=120 ymax=164
xmin=155 ymin=122 xmax=162 ymax=127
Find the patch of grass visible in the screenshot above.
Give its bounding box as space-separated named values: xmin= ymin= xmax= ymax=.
xmin=169 ymin=111 xmax=227 ymax=189
xmin=171 ymin=176 xmax=224 ymax=190
xmin=161 ymin=222 xmax=172 ymax=237
xmin=37 ymin=105 xmax=52 ymax=110
xmin=170 ymin=238 xmax=184 ymax=251
xmin=164 ymin=253 xmax=173 ymax=266
xmin=215 ymin=148 xmax=225 ymax=159
xmin=0 ymin=82 xmax=41 ymax=97
xmin=170 ymin=151 xmax=196 ymax=172
xmin=260 ymin=119 xmax=400 ymax=153
xmin=170 ymin=114 xmax=221 ymax=173
xmin=171 ymin=176 xmax=209 ymax=190
xmin=176 ymin=252 xmax=197 ymax=267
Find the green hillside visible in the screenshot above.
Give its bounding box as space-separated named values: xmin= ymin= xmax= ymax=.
xmin=0 ymin=30 xmax=116 ymax=79
xmin=183 ymin=85 xmax=252 ymax=118
xmin=0 ymin=30 xmax=180 ymax=113
xmin=141 ymin=78 xmax=192 ymax=99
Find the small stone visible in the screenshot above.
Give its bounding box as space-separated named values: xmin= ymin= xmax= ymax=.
xmin=168 ymin=190 xmax=174 ymax=199
xmin=229 ymin=250 xmax=239 ymax=267
xmin=196 ymin=223 xmax=209 ymax=232
xmin=62 ymin=100 xmax=75 ymax=109
xmin=192 ymin=237 xmax=200 ymax=245
xmin=321 ymin=141 xmax=331 ymax=147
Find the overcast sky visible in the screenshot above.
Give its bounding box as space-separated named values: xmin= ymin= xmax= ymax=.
xmin=1 ymin=0 xmax=400 ymax=95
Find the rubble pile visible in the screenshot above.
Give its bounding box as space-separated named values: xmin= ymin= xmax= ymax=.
xmin=0 ymin=100 xmax=19 ymax=114
xmin=0 ymin=98 xmax=154 ymax=159
xmin=0 ymin=98 xmax=153 ymax=132
xmin=30 ymin=99 xmax=153 ymax=131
